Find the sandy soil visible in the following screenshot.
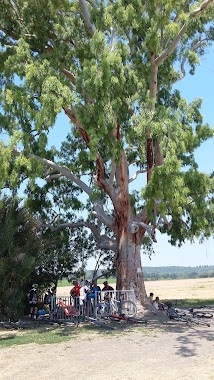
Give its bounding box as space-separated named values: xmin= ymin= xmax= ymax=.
xmin=1 ymin=279 xmax=214 ymax=380
xmin=144 ymin=277 xmax=214 ymax=300
xmin=1 ymin=310 xmax=214 ymax=380
xmin=57 ymin=277 xmax=214 ymax=300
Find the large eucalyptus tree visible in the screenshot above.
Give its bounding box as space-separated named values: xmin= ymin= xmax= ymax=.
xmin=1 ymin=0 xmax=214 ymax=304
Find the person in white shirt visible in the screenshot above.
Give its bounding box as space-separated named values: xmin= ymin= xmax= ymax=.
xmin=80 ymin=280 xmax=90 ymax=303
xmin=80 ymin=280 xmax=91 ymax=317
xmin=153 ymin=296 xmax=165 ymax=311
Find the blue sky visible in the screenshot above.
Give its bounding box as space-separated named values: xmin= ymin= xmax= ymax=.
xmin=48 ymin=48 xmax=214 ymax=268
xmin=143 ymin=48 xmax=214 ymax=267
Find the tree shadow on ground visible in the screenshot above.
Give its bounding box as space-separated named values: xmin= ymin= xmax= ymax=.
xmin=1 ymin=310 xmax=214 ymax=354
xmin=146 ymin=310 xmax=214 ymax=358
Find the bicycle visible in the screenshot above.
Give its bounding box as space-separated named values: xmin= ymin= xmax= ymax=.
xmin=96 ymin=293 xmax=137 ymax=319
xmin=188 ymin=308 xmax=213 ymax=319
xmin=51 ymin=298 xmax=80 ymax=324
xmin=167 ymin=307 xmax=211 ymax=327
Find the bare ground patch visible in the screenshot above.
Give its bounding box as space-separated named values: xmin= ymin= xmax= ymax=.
xmin=1 ymin=309 xmax=214 ymax=380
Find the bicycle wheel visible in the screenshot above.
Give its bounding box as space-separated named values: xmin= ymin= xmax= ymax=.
xmin=192 ymin=312 xmax=213 ymax=319
xmin=50 ymin=306 xmax=65 ymax=320
xmin=96 ymin=302 xmax=109 ymax=318
xmin=187 ymin=317 xmax=210 ymax=327
xmin=120 ymin=300 xmax=137 ymax=318
xmin=171 ymin=315 xmax=189 ymax=323
xmin=70 ymin=306 xmax=80 ymax=317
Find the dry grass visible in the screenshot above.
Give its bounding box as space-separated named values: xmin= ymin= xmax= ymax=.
xmin=57 ymin=277 xmax=214 ymax=302
xmin=145 ymin=277 xmax=214 ymax=301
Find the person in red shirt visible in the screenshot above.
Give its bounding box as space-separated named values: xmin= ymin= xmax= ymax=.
xmin=70 ymin=281 xmax=81 ymax=307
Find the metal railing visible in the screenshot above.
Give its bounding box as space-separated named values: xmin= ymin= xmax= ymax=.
xmin=94 ymin=290 xmax=136 ymax=317
xmin=48 ymin=290 xmax=136 ymax=320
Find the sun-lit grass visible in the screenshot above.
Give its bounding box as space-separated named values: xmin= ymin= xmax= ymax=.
xmin=57 ymin=279 xmax=71 ymax=287
xmin=0 ymin=322 xmax=142 ymax=348
xmin=0 ymin=326 xmax=79 ymax=348
xmin=1 ymin=278 xmax=214 ymax=348
xmin=170 ymin=298 xmax=214 ymax=308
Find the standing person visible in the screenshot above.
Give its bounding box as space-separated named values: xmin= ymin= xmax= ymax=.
xmin=80 ymin=280 xmax=90 ymax=302
xmin=88 ymin=280 xmax=101 ymax=302
xmin=102 ymin=281 xmax=114 ymax=299
xmin=50 ymin=286 xmax=57 ymax=311
xmin=28 ymin=285 xmax=38 ymax=319
xmin=44 ymin=288 xmax=52 ymax=311
xmin=70 ymin=280 xmax=81 ymax=307
xmin=87 ymin=280 xmax=101 ymax=316
xmin=102 ymin=281 xmax=114 ymax=291
xmin=80 ymin=280 xmax=91 ymax=316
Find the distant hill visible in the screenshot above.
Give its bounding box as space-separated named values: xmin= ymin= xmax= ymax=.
xmin=87 ymin=265 xmax=214 ymax=281
xmin=142 ymin=265 xmax=214 ymax=280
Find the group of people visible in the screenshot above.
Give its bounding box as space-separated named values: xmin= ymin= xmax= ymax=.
xmin=28 ymin=285 xmax=57 ymax=319
xmin=69 ymin=279 xmax=114 ymax=306
xmin=27 ymin=279 xmax=114 ymax=319
xmin=149 ymin=292 xmax=165 ymax=311
xmin=29 ymin=282 xmax=166 ymax=319
xmin=43 ymin=286 xmax=57 ymax=310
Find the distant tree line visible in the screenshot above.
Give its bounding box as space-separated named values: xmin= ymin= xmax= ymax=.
xmin=143 ymin=266 xmax=214 ymax=281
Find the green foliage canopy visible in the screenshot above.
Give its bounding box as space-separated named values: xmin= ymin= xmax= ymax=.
xmin=0 ymin=0 xmax=214 ymax=256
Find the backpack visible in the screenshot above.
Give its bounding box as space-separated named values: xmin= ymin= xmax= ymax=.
xmin=44 ymin=293 xmax=51 ymax=304
xmin=28 ymin=289 xmax=37 ymax=303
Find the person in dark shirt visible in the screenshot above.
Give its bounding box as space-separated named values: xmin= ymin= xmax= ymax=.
xmin=102 ymin=281 xmax=114 ymax=291
xmin=28 ymin=285 xmax=38 ymax=319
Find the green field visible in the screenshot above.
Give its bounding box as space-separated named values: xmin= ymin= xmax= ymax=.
xmin=58 ymin=277 xmax=116 ymax=287
xmin=57 ymin=277 xmax=214 ymax=307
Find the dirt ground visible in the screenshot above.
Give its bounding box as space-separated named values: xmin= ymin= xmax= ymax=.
xmin=1 ymin=309 xmax=214 ymax=380
xmin=1 ymin=279 xmax=214 ymax=380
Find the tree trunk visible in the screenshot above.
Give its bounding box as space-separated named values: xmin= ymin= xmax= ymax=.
xmin=115 ymin=229 xmax=148 ymax=305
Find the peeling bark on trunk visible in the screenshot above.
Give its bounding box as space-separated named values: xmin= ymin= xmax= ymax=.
xmin=115 ymin=229 xmax=148 ymax=304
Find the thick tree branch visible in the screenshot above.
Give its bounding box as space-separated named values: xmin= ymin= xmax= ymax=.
xmin=131 ymin=222 xmax=157 ymax=242
xmin=45 ymin=173 xmax=63 ymax=181
xmin=175 ymin=39 xmax=209 ymax=82
xmin=12 ymin=147 xmax=115 ymax=232
xmin=156 ymin=0 xmax=214 ymax=66
xmin=156 ymin=24 xmax=187 ymax=66
xmin=39 ymin=220 xmax=116 ymax=251
xmin=79 ymin=0 xmax=96 ymax=36
xmin=191 ymin=0 xmax=214 ymax=17
xmin=86 ymin=0 xmax=98 ymax=10
xmin=13 ymin=148 xmax=92 ymax=195
xmin=93 ymin=200 xmax=114 ymax=230
xmin=174 ymin=0 xmax=191 ymax=23
xmin=0 ymin=38 xmax=18 ymax=47
xmin=109 ymin=161 xmax=116 ymax=188
xmin=110 ymin=27 xmax=116 ymax=52
xmin=62 ymin=69 xmax=77 ymax=85
xmin=129 ymin=169 xmax=147 ymax=184
xmin=31 ymin=155 xmax=92 ymax=195
xmin=63 ymin=107 xmax=90 ymax=145
xmin=63 ymin=107 xmax=116 ymax=202
xmin=39 ymin=220 xmax=98 ymax=236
